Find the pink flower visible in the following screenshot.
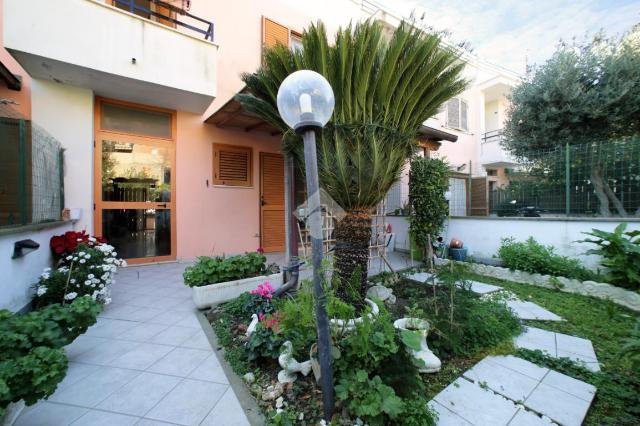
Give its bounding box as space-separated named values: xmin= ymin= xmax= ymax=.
xmin=249 ymin=281 xmax=274 ymax=299
xmin=257 ymin=247 xmax=265 ymax=254
xmin=258 ymin=312 xmax=265 ymax=322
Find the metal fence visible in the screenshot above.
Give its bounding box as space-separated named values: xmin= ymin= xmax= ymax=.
xmin=0 ymin=117 xmax=64 ymax=228
xmin=483 ymin=139 xmax=640 ymax=218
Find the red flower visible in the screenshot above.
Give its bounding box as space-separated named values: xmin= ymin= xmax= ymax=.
xmin=256 ymin=247 xmax=265 ymax=254
xmin=50 ymin=236 xmax=66 ymax=254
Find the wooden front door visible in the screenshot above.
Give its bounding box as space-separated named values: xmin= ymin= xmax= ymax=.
xmin=260 ymin=153 xmax=285 ymax=253
xmin=93 ymin=98 xmax=177 ymax=264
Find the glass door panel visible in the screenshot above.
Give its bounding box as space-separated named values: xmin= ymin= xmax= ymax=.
xmin=102 ymin=208 xmax=171 ymax=259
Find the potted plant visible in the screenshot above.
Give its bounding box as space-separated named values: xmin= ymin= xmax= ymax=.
xmin=329 ymin=298 xmax=380 ymax=333
xmin=184 ymin=251 xmax=282 ymax=308
xmin=393 ymin=317 xmax=441 ymax=373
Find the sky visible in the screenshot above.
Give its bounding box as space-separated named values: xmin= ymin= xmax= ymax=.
xmin=377 ymin=0 xmax=640 ymax=74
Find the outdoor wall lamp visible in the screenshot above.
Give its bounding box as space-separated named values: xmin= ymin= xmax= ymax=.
xmin=277 ymin=70 xmax=335 ymax=420
xmin=12 ymin=239 xmax=40 ymax=259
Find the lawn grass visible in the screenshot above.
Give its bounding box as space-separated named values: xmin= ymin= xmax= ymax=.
xmin=464 ymin=271 xmax=640 ymax=425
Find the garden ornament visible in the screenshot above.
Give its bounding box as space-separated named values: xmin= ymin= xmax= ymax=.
xmin=393 ymin=318 xmax=441 ymax=373
xmin=246 ymin=314 xmax=259 ymax=337
xmin=277 ymin=341 xmax=312 ymax=383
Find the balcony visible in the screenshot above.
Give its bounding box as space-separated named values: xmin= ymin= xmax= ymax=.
xmin=479 ymin=130 xmax=518 ymax=167
xmin=3 ymin=0 xmax=218 ymax=113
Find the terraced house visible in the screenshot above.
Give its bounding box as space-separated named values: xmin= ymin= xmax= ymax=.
xmin=0 ymin=0 xmax=519 ymax=311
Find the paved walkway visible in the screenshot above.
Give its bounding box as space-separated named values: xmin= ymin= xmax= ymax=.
xmin=16 ymin=263 xmax=250 ymax=426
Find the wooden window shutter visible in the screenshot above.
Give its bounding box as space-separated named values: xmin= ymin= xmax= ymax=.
xmin=213 ymin=144 xmax=252 ymax=187
xmin=263 ymin=17 xmax=289 ymax=48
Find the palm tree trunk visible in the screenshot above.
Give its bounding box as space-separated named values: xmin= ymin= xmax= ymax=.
xmin=333 ymin=209 xmax=371 ymax=308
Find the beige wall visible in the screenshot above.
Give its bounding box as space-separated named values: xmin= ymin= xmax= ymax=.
xmin=0 ymin=0 xmax=30 ymax=119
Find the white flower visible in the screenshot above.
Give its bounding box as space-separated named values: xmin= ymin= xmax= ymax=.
xmin=43 ymin=267 xmax=51 ymax=272
xmin=73 ymin=256 xmax=79 ymax=261
xmin=111 ymin=252 xmax=117 ymax=257
xmin=66 ymin=255 xmax=73 ymax=260
xmin=78 ymin=251 xmax=85 ymax=256
xmin=36 ymin=286 xmax=48 ymax=296
xmin=79 ymin=259 xmax=86 ymax=264
xmin=120 ymin=260 xmax=127 ymax=267
xmin=88 ymin=274 xmax=94 ymax=279
xmin=85 ymin=280 xmax=92 ymax=285
xmin=70 ymin=279 xmax=76 ymax=284
xmin=64 ymin=292 xmax=78 ymax=301
xmin=85 ymin=254 xmax=91 ymax=259
xmin=88 ymin=237 xmax=96 ymax=242
xmin=104 ymin=298 xmax=112 ymax=305
xmin=40 ymin=273 xmax=50 ymax=279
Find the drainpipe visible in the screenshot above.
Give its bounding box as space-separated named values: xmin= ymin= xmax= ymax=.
xmin=275 ymin=153 xmax=300 ymax=297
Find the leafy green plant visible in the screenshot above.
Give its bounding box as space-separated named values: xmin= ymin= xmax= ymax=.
xmin=620 ymin=318 xmax=640 ymax=370
xmin=335 ymin=369 xmax=404 ymax=425
xmin=183 ymin=252 xmax=277 ymax=287
xmin=398 ymin=396 xmax=438 ymax=426
xmin=408 ymin=157 xmax=450 ymax=261
xmin=0 ymin=296 xmax=101 ymax=415
xmin=245 ymin=314 xmax=285 ymax=361
xmin=498 ymin=237 xmax=594 ymax=281
xmin=579 ymin=223 xmax=640 ymax=290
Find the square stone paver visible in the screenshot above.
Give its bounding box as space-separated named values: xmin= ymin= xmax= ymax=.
xmin=404 ymin=271 xmax=435 ymax=283
xmin=50 ymin=367 xmax=140 ymax=407
xmin=427 ymin=401 xmax=474 ymax=425
xmin=541 ymin=371 xmax=596 ymax=403
xmin=15 ymin=402 xmax=87 ymax=426
xmin=463 ymin=358 xmax=540 ymax=402
xmin=485 ymin=355 xmax=549 ymax=381
xmin=465 ymin=280 xmax=503 ymax=294
xmin=525 ymin=383 xmax=593 ymax=426
xmin=514 ymin=327 xmax=557 ymax=356
xmin=433 ymin=378 xmax=520 ymax=425
xmin=507 ymin=409 xmax=554 ymax=426
xmin=200 ymin=387 xmax=251 ymax=426
xmin=507 ymin=301 xmax=563 ymax=321
xmin=70 ymin=410 xmax=139 ymax=426
xmin=97 ymin=372 xmax=182 ymax=416
xmin=147 ymin=347 xmax=212 ymax=377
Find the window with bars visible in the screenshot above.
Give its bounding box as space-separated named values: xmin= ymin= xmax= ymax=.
xmin=445 ymin=98 xmax=469 ymax=132
xmin=212 ymin=144 xmax=252 ymax=187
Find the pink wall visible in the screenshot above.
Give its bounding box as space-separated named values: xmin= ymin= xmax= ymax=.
xmin=0 ymin=0 xmax=31 ymax=119
xmin=176 ymin=111 xmax=283 ymax=259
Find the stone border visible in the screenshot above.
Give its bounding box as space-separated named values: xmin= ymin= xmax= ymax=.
xmin=461 ymin=262 xmax=640 ymax=312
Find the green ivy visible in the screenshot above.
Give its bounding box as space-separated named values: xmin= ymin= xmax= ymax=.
xmin=183 ymin=252 xmax=277 ymax=287
xmin=408 ymin=157 xmax=450 ymax=259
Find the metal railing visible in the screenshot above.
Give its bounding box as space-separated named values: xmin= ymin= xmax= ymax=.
xmin=112 ymin=0 xmax=214 ymax=41
xmin=482 ymin=129 xmax=503 ymax=143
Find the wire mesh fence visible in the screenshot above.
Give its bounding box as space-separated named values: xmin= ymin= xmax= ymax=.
xmin=485 ymin=138 xmax=640 ymax=218
xmin=0 ymin=117 xmax=64 ymax=227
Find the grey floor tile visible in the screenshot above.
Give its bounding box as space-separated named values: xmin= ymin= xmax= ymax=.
xmin=65 ymin=335 xmax=109 ymax=360
xmin=200 ymin=387 xmax=250 ymax=426
xmin=180 ymin=330 xmax=212 ymax=351
xmin=463 ymin=359 xmax=540 ymax=402
xmin=188 ymin=354 xmax=229 ymax=384
xmin=174 ymin=314 xmax=201 ymax=329
xmin=525 ymin=383 xmax=592 ymax=426
xmin=145 ymin=379 xmax=227 ymax=425
xmin=555 ymin=332 xmax=597 ymax=358
xmin=97 ymin=372 xmax=182 ymax=416
xmin=57 ymin=362 xmax=102 ymax=391
xmin=72 ymin=339 xmax=141 ymax=366
xmin=555 ymin=349 xmax=601 ymax=372
xmin=149 ymin=326 xmax=199 ymax=346
xmin=15 ymin=402 xmax=88 ymax=426
xmin=50 ymin=366 xmax=140 ymax=407
xmin=86 ymin=318 xmax=138 ymax=338
xmin=71 ymin=410 xmax=139 ymax=426
xmin=136 ymin=419 xmax=175 ymax=425
xmin=514 ymin=327 xmax=557 ymax=356
xmin=433 ymin=378 xmax=519 ymax=426
xmin=466 ymin=280 xmax=503 ymax=294
xmin=118 ymin=323 xmax=170 ymax=342
xmin=507 ymin=409 xmax=554 ymax=426
xmin=147 ymin=347 xmax=211 ymax=377
xmin=108 ymin=343 xmax=174 ymax=370
xmin=427 ymin=401 xmax=473 ymax=425
xmin=146 ymin=310 xmax=191 ymax=326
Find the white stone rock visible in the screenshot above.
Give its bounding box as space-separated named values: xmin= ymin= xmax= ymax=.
xmin=262 ymin=384 xmax=284 ymax=401
xmin=366 ymin=285 xmax=393 ymax=301
xmin=275 ymin=396 xmax=284 ymax=409
xmin=243 ymin=372 xmax=255 ymax=384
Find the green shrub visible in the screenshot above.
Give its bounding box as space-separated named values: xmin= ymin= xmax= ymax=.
xmin=498 ymin=237 xmax=594 ymax=281
xmin=0 ymin=297 xmax=101 ymax=415
xmin=183 ymin=252 xmax=278 ymax=287
xmin=245 ymin=313 xmax=285 ymax=361
xmin=620 ymin=318 xmax=640 ymax=370
xmin=579 ymin=223 xmax=640 ymax=290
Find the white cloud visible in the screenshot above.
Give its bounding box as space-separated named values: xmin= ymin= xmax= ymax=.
xmin=376 ymin=0 xmax=640 ymax=73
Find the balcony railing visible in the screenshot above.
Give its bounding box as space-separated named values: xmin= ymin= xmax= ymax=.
xmin=113 ymin=0 xmax=214 ymax=41
xmin=482 ymin=129 xmax=503 ymax=143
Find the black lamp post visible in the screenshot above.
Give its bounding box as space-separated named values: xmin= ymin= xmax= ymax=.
xmin=276 ymin=70 xmax=335 ymax=420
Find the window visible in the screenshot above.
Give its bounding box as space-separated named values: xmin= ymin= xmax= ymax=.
xmin=445 ymin=98 xmax=469 ymax=132
xmin=212 ymin=144 xmax=252 ymax=187
xmin=290 ymin=32 xmax=303 ymax=53
xmin=101 ymin=102 xmax=173 ymax=139
xmin=262 ymin=17 xmax=302 ymax=53
xmin=486 ymin=169 xmax=498 ymax=177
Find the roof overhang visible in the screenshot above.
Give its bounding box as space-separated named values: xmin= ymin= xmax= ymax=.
xmin=206 ymin=89 xmax=459 ymax=146
xmin=0 ymin=59 xmax=21 ymax=91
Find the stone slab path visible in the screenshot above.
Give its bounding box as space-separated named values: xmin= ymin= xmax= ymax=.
xmin=506 ymin=301 xmax=563 ymax=321
xmin=404 ymin=272 xmax=503 ymax=295
xmin=15 ymin=263 xmax=251 ymax=426
xmin=430 ymin=355 xmax=596 ymax=426
xmin=514 ymin=327 xmax=600 ymax=372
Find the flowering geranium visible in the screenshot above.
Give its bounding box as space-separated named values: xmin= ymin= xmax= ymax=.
xmin=50 ymin=231 xmax=106 ymax=256
xmin=34 ymin=242 xmax=125 ymax=308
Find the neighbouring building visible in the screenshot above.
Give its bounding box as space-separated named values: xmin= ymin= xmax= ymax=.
xmin=0 ymin=0 xmax=521 ymax=310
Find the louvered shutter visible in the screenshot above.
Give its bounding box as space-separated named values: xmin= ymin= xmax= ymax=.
xmin=263 ymin=17 xmax=289 ymax=48
xmin=446 ymin=98 xmax=461 ymax=129
xmin=213 ymin=144 xmax=252 ymax=187
xmin=460 ymin=99 xmax=469 ymax=131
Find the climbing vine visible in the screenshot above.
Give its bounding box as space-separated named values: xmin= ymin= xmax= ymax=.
xmin=408 ymin=157 xmax=450 ymax=260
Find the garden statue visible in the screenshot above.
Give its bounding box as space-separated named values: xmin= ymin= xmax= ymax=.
xmin=393 ymin=318 xmax=441 ymax=373
xmin=246 ymin=314 xmax=259 ymax=337
xmin=278 ymin=341 xmax=312 ymax=383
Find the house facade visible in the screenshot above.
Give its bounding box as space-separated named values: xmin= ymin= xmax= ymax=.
xmin=1 ymin=0 xmax=520 ymax=310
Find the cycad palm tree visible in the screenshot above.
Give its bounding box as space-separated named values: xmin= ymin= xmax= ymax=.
xmin=237 ymin=20 xmax=468 ymax=306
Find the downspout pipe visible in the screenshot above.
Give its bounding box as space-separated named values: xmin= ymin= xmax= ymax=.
xmin=276 ymin=152 xmax=300 ymax=297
